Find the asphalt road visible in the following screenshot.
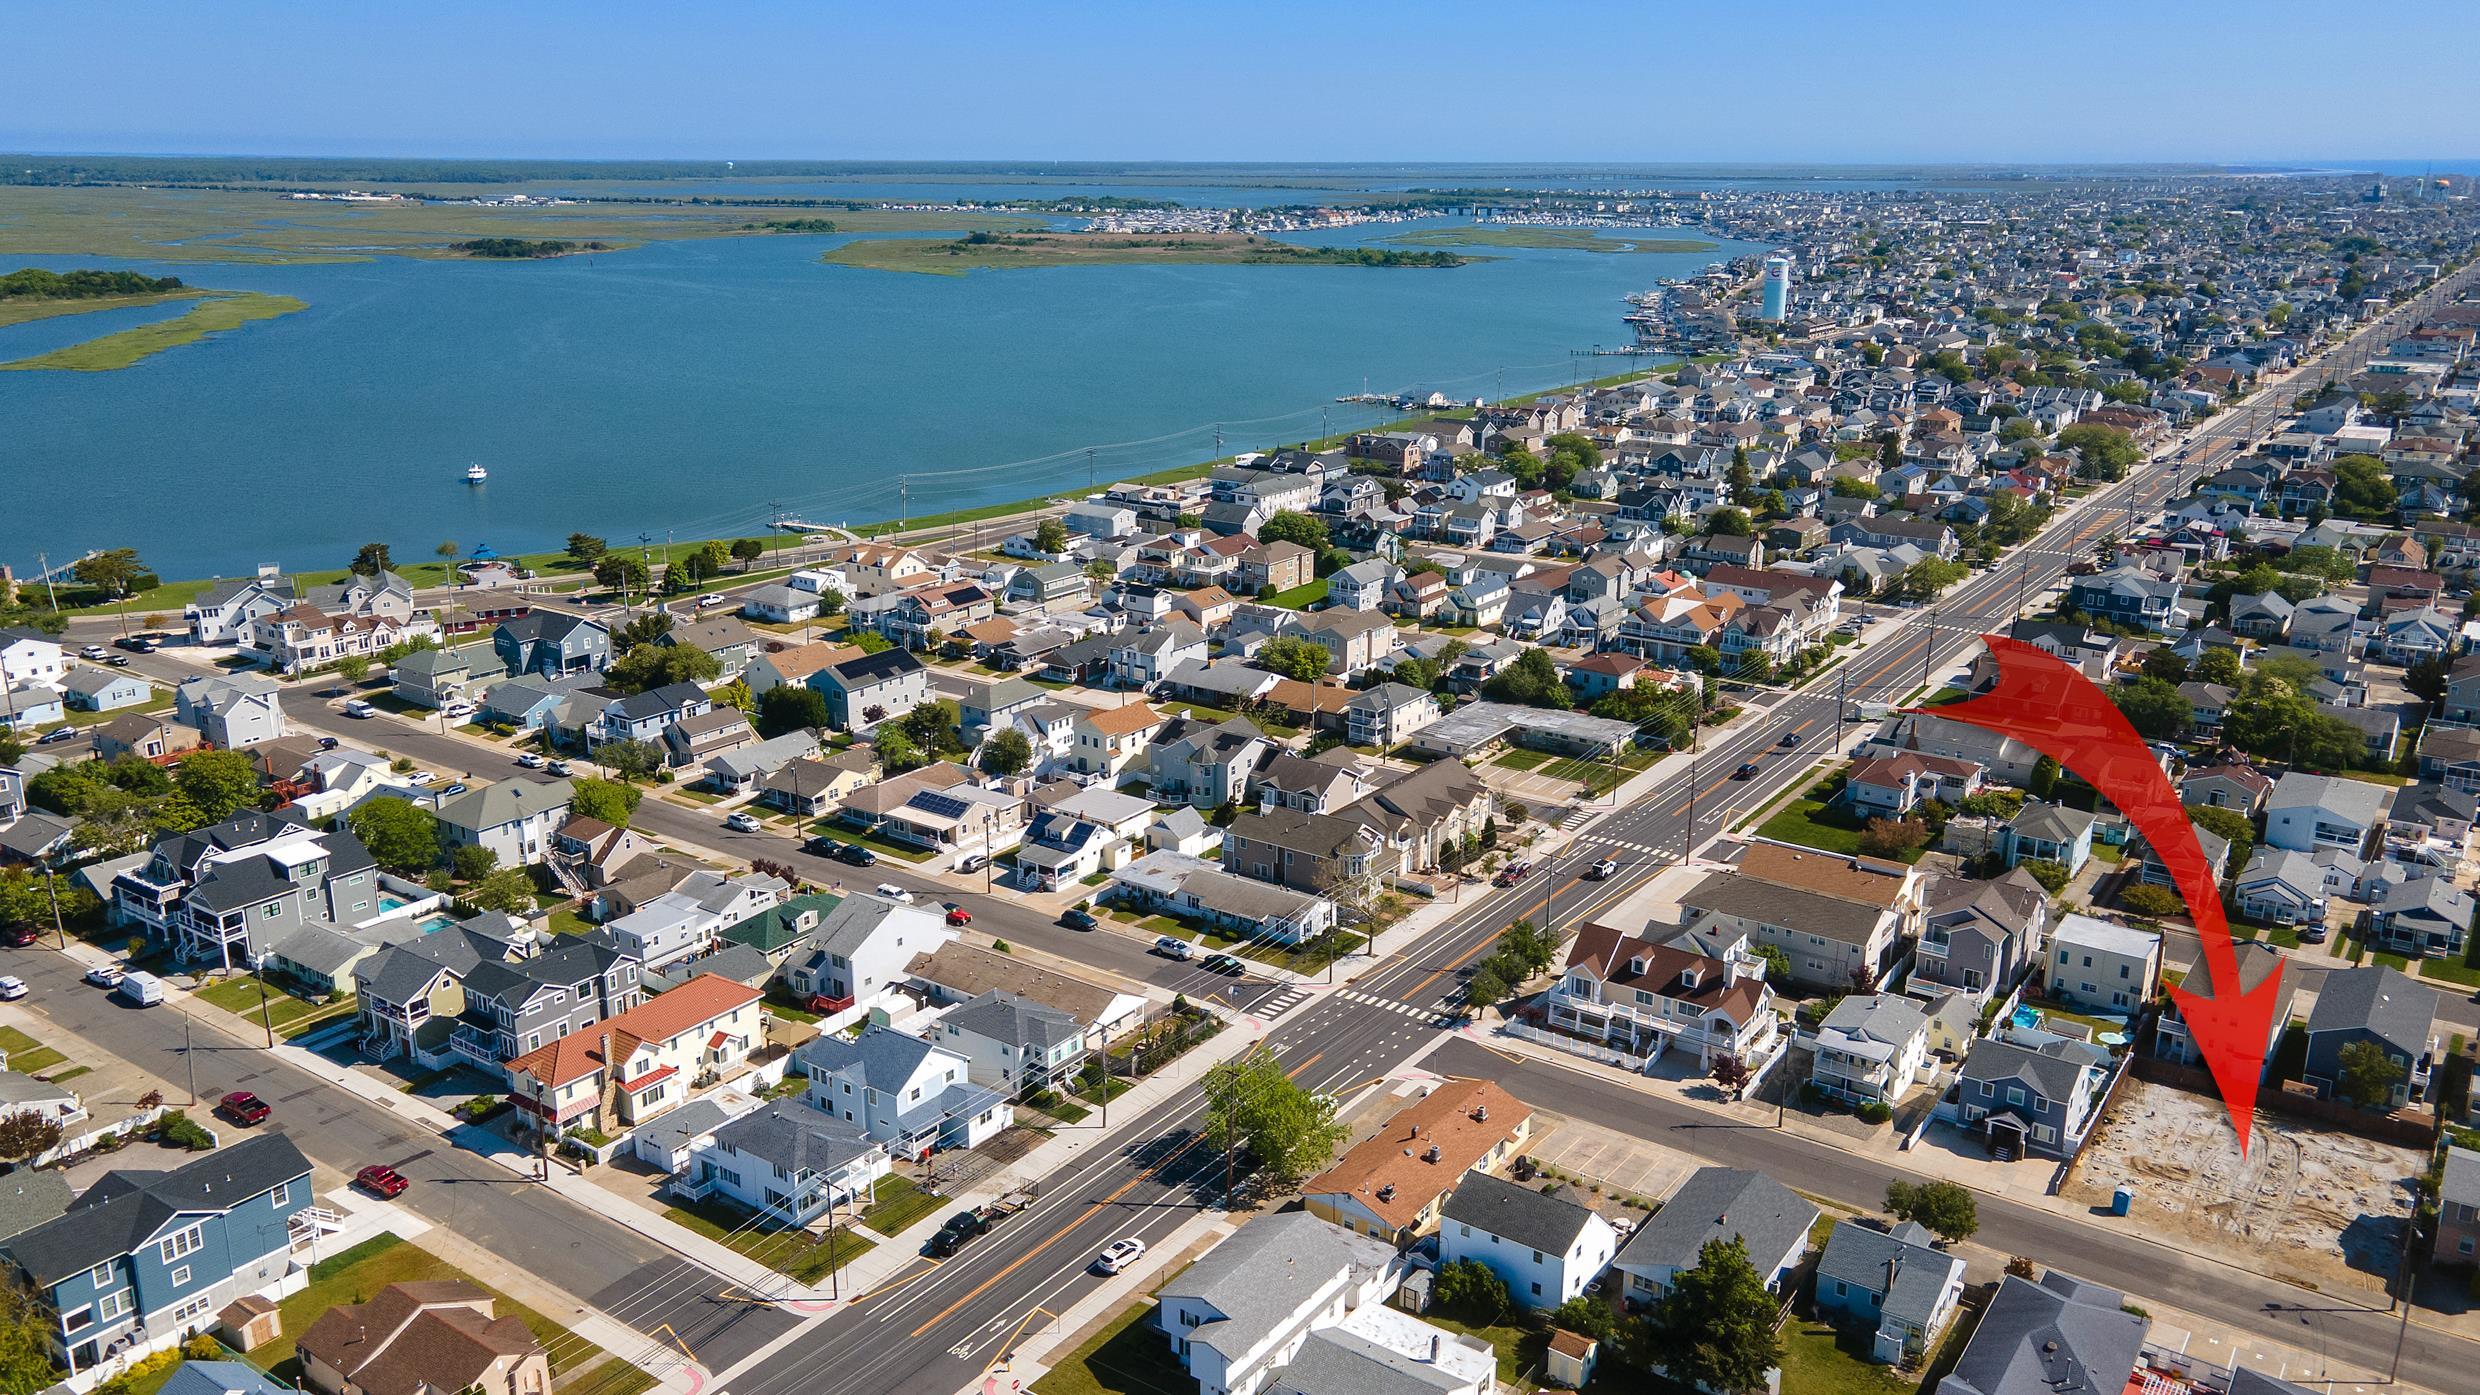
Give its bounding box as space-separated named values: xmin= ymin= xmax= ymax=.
xmin=3 ymin=946 xmax=801 ymax=1375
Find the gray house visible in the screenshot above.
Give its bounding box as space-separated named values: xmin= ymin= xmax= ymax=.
xmin=808 ymin=648 xmax=931 ymax=732
xmin=2155 ymin=941 xmax=2294 ymax=1083
xmin=451 ymin=938 xmax=643 ymax=1070
xmin=1944 ymin=1036 xmax=2107 ymax=1160
xmin=1611 ymin=1167 xmax=1817 ymax=1306
xmin=2365 ymin=872 xmax=2473 ymax=959
xmin=2301 ymin=966 xmax=2437 ymax=1109
xmin=493 ymin=610 xmax=611 ymax=677
xmin=433 ymin=777 xmax=575 ymax=868
xmin=1935 ymin=1271 xmax=2147 ymax=1395
xmin=1816 ymin=1219 xmax=1967 ymax=1364
xmin=1915 ymin=870 xmax=2047 ymax=996
xmin=935 ymin=989 xmax=1089 ymax=1097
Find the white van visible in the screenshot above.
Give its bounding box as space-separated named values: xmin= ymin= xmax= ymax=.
xmin=117 ymin=971 xmax=165 ymax=1007
xmin=343 ymin=699 xmax=377 ymax=718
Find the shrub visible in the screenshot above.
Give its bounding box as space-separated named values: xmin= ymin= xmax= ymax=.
xmin=1857 ymin=1101 xmax=1894 ymax=1125
xmin=2019 ymin=858 xmax=2071 ymax=893
xmin=157 ymin=1110 xmax=214 ymax=1151
xmin=2119 ymin=883 xmax=2185 ymax=918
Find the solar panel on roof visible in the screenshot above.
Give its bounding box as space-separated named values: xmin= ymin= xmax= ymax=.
xmin=909 ymin=791 xmax=974 ymax=820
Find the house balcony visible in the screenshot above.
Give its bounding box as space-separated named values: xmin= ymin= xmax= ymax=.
xmin=804 ymin=991 xmax=855 ymax=1015
xmin=448 ymin=1024 xmax=506 ymax=1069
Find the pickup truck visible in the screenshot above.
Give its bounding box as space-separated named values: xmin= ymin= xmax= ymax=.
xmin=925 ymin=1189 xmax=1034 ymax=1257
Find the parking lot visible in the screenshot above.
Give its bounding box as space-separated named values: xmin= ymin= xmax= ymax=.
xmin=2062 ymin=1079 xmax=2421 ymax=1293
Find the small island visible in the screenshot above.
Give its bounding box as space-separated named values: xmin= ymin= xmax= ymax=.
xmin=823 ymin=230 xmax=1472 ymax=275
xmin=0 ymin=288 xmax=305 ymax=372
xmin=0 ymin=267 xmax=202 ymax=328
xmin=741 ymin=217 xmax=840 ymax=233
xmin=448 ymin=237 xmax=614 ymax=258
xmin=1385 ymin=227 xmax=1720 ymax=255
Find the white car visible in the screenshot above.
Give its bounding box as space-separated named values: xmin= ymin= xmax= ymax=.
xmin=725 ymin=812 xmax=762 ymax=833
xmin=516 ymin=752 xmax=546 ymax=769
xmin=875 ymin=883 xmax=913 ymax=904
xmin=0 ymin=977 xmax=25 ymax=1002
xmin=343 ymin=699 xmax=377 ymax=718
xmin=443 ymin=702 xmax=476 ymax=719
xmin=1585 ymin=857 xmax=1619 ymax=880
xmin=79 ymin=645 xmax=107 ymax=660
xmin=696 ymin=594 xmax=731 ymax=610
xmin=1094 ymin=1237 xmax=1146 ymax=1275
xmin=406 ymin=770 xmax=437 ymax=785
xmin=83 ymin=965 xmax=124 ymax=988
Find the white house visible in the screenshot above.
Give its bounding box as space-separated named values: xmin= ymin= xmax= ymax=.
xmin=681 ymin=1096 xmax=890 ymax=1227
xmin=174 ymin=672 xmax=289 ymax=748
xmin=779 ymin=893 xmax=956 ymax=1024
xmin=432 ymin=778 xmax=575 ymax=868
xmin=2045 ymin=913 xmax=2161 ymax=1014
xmin=1808 ymin=994 xmax=1932 ymax=1107
xmin=790 ymin=1024 xmax=1008 ymax=1156
xmin=0 ymin=630 xmax=65 ymax=692
xmin=2264 ymin=772 xmax=2385 ymax=857
xmin=1153 ymin=1211 xmax=1414 ymax=1395
xmin=1438 ymin=1171 xmax=1618 ymax=1309
xmin=597 ymin=870 xmax=787 ymax=971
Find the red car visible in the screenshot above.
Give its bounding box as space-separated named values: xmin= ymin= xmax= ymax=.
xmin=1493 ymin=861 xmax=1532 ymax=888
xmin=944 ymin=906 xmax=972 ymax=927
xmin=217 ymin=1091 xmax=271 ymax=1126
xmin=355 ymin=1164 xmax=411 ymax=1199
xmin=0 ymin=926 xmax=37 ymax=949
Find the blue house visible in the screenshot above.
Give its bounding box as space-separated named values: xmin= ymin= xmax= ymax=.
xmin=491 ymin=609 xmax=611 ymax=678
xmin=1997 ymin=801 xmax=2094 ymax=876
xmin=0 ymin=1134 xmax=316 ymax=1377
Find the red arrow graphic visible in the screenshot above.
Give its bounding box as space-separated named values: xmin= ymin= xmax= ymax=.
xmin=1906 ymin=635 xmax=2280 ymax=1152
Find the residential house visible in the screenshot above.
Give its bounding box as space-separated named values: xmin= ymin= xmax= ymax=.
xmin=1915 ymin=869 xmax=2048 ymax=997
xmin=184 ymin=570 xmax=296 ymax=645
xmin=2366 ymin=872 xmax=2474 ymax=958
xmin=779 ymin=893 xmax=956 ymax=1022
xmin=388 ymin=644 xmax=476 ymax=710
xmin=808 ymin=648 xmax=931 ymax=732
xmin=1221 ymin=809 xmax=1385 ymax=896
xmin=433 ymin=778 xmax=573 ymax=868
xmin=790 ymin=1024 xmax=1008 ymax=1155
xmin=2301 ymin=966 xmax=2437 ymax=1109
xmin=174 ymin=673 xmax=288 ymax=748
xmin=2435 ymin=1147 xmax=2480 ymax=1267
xmin=1816 ymin=1220 xmax=1968 ymax=1365
xmin=1153 ymin=1211 xmax=1444 ymax=1395
xmin=1108 ymin=623 xmax=1209 ymax=691
xmin=60 ymin=667 xmax=152 ymax=713
xmin=1611 ymin=1166 xmax=1817 ymax=1304
xmin=2156 ymin=943 xmax=2294 ymax=1082
xmin=1438 ymin=1172 xmax=1618 ymax=1310
xmin=492 ymin=610 xmax=610 ymax=678
xmin=1544 ymin=921 xmax=1779 ymax=1069
xmin=1109 ymin=854 xmax=1339 ymax=946
xmin=2232 ymin=848 xmax=2330 ymax=927
xmin=504 ymin=974 xmax=766 ymax=1132
xmin=1070 ymin=701 xmax=1166 ymax=781
xmin=594 ymin=869 xmax=785 ymax=971
xmin=0 ymin=1133 xmax=317 ymax=1377
xmin=1148 ymin=715 xmax=1276 ymax=810
xmin=297 ymin=1280 xmax=549 ymax=1395
xmin=1343 ymin=684 xmax=1440 ymax=750
xmin=661 ymin=618 xmax=762 ymax=683
xmin=1842 ymin=752 xmax=1983 ymax=819
xmin=935 ymin=989 xmax=1089 ymax=1098
xmin=1934 ymin=1272 xmax=2148 ymax=1395
xmin=1943 ymin=1035 xmax=2108 ymax=1159
xmin=2045 ymin=913 xmax=2160 ymax=1014
xmin=758 ymin=750 xmax=875 ymax=819
xmin=1678 ymin=844 xmax=1919 ymax=990
xmin=1809 ymin=994 xmax=1933 ymax=1107
xmin=2265 ymin=772 xmax=2385 ymax=857
xmin=705 ymin=728 xmax=822 ymax=794
xmin=1997 ymin=801 xmax=2095 ymax=876
xmin=2065 ymin=564 xmax=2188 ymax=634
xmin=1301 ymin=1079 xmax=1532 ymax=1247
xmin=682 ymin=1097 xmax=889 ymax=1226
xmin=2180 ymin=763 xmax=2272 ymax=817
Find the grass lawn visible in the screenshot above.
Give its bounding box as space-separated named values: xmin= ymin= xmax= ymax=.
xmin=763 ymin=986 xmax=825 ymax=1023
xmin=1491 ymin=749 xmax=1555 ymax=771
xmin=1777 ymin=1318 xmax=1913 ymax=1395
xmin=813 ymin=824 xmax=937 ymax=863
xmin=670 ymin=786 xmax=726 ymax=805
xmin=663 ymin=1198 xmax=875 ymax=1283
xmin=45 ymin=1065 xmax=90 ymax=1084
xmin=249 ymin=1234 xmax=601 ymax=1381
xmin=27 ymin=689 xmax=175 ymax=734
xmin=545 ymin=906 xmax=599 ymax=937
xmin=1259 ymin=578 xmax=1329 ymax=610
xmin=2419 ymin=957 xmax=2480 ymax=988
xmin=8 ymin=1046 xmax=65 ymax=1074
xmin=1751 ymin=774 xmax=1904 ymax=859
xmin=1031 ymin=1300 xmax=1191 ymax=1395
xmin=194 ymin=974 xmax=334 ymax=1030
xmin=858 ymin=1175 xmax=945 ymax=1236
xmin=1419 ymin=1311 xmax=1548 ymax=1391
xmin=564 ymin=1356 xmax=661 ymax=1395
xmin=2090 ymin=841 xmax=2124 ymax=863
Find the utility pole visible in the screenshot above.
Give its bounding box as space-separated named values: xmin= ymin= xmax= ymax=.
xmin=1834 ymin=665 xmax=1847 ymax=727
xmin=1921 ymin=601 xmax=1939 ymax=694
xmin=1684 ymin=758 xmax=1699 ymax=855
xmin=257 ymin=980 xmax=276 ymax=1048
xmin=183 ymin=1011 xmax=197 ymax=1105
xmin=2009 ymin=560 xmax=2031 ymax=640
xmin=35 ymin=552 xmax=59 ymax=613
xmin=41 ymin=868 xmax=67 ymax=951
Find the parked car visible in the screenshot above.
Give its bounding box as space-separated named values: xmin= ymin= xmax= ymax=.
xmin=1058 ymin=907 xmax=1099 ymax=932
xmin=2298 ymin=924 xmax=2328 ymax=944
xmin=116 ymin=971 xmax=165 ymax=1007
xmin=217 ymin=1091 xmax=271 ymax=1127
xmin=801 ymin=835 xmax=844 ymax=857
xmin=925 ymin=1192 xmax=1032 ymax=1257
xmin=112 ymin=635 xmax=150 ymax=652
xmin=955 ymin=851 xmax=988 ymax=875
xmin=1585 ymin=857 xmax=1619 ymax=881
xmin=725 ymin=812 xmax=762 ymax=833
xmin=696 ymin=594 xmax=730 ymax=610
xmin=36 ymin=727 xmax=81 ymax=745
xmin=0 ymin=977 xmax=25 ymax=1001
xmin=344 ymin=699 xmax=376 ymax=718
xmin=106 ymin=655 xmax=131 ymax=667
xmin=516 ymin=752 xmax=546 ymax=769
xmin=1493 ymin=861 xmax=1532 ymax=888
xmin=1152 ymin=936 xmax=1194 ymax=960
xmin=437 ymin=783 xmax=468 ymax=798
xmin=355 ymin=1164 xmax=411 ymax=1199
xmin=83 ymin=964 xmax=124 ymax=988
xmin=1202 ymin=954 xmax=1246 ymax=977
xmin=875 ymin=883 xmax=913 ymax=903
xmin=1093 ymin=1237 xmax=1146 ymax=1275
xmin=0 ymin=927 xmax=37 ymax=949
xmin=79 ymin=644 xmax=107 ymax=660
xmin=547 ymin=758 xmax=573 ymax=776
xmin=317 ymin=736 xmax=340 ymax=750
xmin=442 ymin=702 xmax=476 ymax=720
xmin=943 ymin=904 xmax=972 ymax=926
xmin=833 ymin=843 xmax=878 ymax=867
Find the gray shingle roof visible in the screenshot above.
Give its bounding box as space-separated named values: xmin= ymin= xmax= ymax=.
xmin=2305 ymin=966 xmax=2436 ymax=1057
xmin=1 ymin=1133 xmax=313 ymax=1286
xmin=1939 ymin=1271 xmax=2147 ymax=1395
xmin=1817 ymin=1220 xmax=1956 ymax=1332
xmin=1153 ymin=1211 xmax=1376 ymax=1365
xmin=1958 ymin=1037 xmax=2098 ymax=1103
xmin=710 ymin=1097 xmax=880 ymax=1179
xmin=1439 ymin=1171 xmax=1597 ymax=1255
xmin=1613 ymin=1167 xmax=1817 ymax=1276
xmin=941 ymin=988 xmax=1088 ymax=1046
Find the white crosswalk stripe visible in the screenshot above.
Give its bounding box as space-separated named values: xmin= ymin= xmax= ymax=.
xmin=1250 ymin=985 xmax=1316 ymax=1022
xmin=1336 ymin=989 xmax=1460 ymax=1026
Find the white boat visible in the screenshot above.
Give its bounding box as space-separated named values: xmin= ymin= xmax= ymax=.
xmin=464 ymin=463 xmax=488 ymax=484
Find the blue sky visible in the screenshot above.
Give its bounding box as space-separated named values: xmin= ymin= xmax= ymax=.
xmin=7 ymin=0 xmax=2475 ymax=165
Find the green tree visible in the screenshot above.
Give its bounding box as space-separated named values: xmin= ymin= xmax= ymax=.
xmin=566 ymin=533 xmax=608 ymax=565
xmin=2191 ymin=646 xmax=2244 ymax=688
xmin=2057 ymin=423 xmax=2140 ymax=481
xmin=606 ymin=642 xmax=721 ymax=694
xmin=599 ymin=738 xmax=665 ymax=783
xmin=1480 ymin=647 xmax=1572 ymax=709
xmin=1884 ymin=1179 xmax=1978 ymax=1244
xmin=1894 ymin=557 xmax=1968 ymax=601
xmin=348 ymin=798 xmax=442 ymax=874
xmin=616 ymin=611 xmax=674 ymax=650
xmin=2019 ymin=858 xmax=2071 ymax=893
xmin=1200 ymin=1048 xmax=1347 ymax=1189
xmin=1465 ymin=963 xmax=1511 ymax=1015
xmin=2027 ymin=755 xmax=2060 ymax=801
xmin=730 ymin=537 xmax=767 ymax=571
xmin=0 ymin=1278 xmax=64 ymax=1395
xmin=70 ymin=548 xmax=149 ymax=602
xmin=569 ymin=776 xmax=642 ymax=828
xmin=978 ymin=729 xmax=1033 ymax=777
xmin=2112 ymin=677 xmax=2194 ymax=740
xmin=2336 ymin=1039 xmax=2405 ymax=1110
xmin=1858 ymin=817 xmax=1930 ymax=859
xmin=332 ymin=655 xmax=372 ymax=684
xmin=756 ymin=685 xmax=831 ymax=738
xmin=349 ymin=541 xmax=395 ymax=577
xmin=1433 ymin=1259 xmax=1512 ymax=1325
xmin=874 ymin=726 xmax=924 ymax=775
xmin=451 ymin=843 xmax=500 ymax=883
xmin=1705 ymin=508 xmax=1753 ymax=537
xmin=462 ymin=867 xmax=540 ymax=915
xmin=1258 ymin=511 xmax=1330 ymax=552
xmin=1829 ymin=477 xmax=1881 ymax=500
xmin=173 ymin=750 xmax=262 ymax=823
xmin=1254 ymin=635 xmax=1335 ymax=682
xmin=593 ymin=553 xmax=649 ymax=593
xmin=2184 ymin=804 xmax=2253 ymax=850
xmin=2330 ymin=454 xmax=2396 ymax=518
xmin=2120 ymin=884 xmax=2185 ymax=918
xmin=1034 ymin=518 xmax=1072 ymax=554
xmin=898 ymin=698 xmax=964 ymax=754
xmin=2406 ymin=655 xmax=2453 ymax=706
xmin=1641 ymin=1237 xmax=1783 ymax=1395
xmin=1551 ymin=1294 xmax=1621 ymax=1345
xmin=2140 ymin=648 xmax=2191 ymax=685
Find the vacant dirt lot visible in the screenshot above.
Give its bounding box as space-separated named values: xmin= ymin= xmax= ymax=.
xmin=2064 ymin=1079 xmax=2420 ymax=1293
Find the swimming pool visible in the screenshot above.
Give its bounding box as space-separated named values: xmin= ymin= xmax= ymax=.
xmin=2010 ymin=1006 xmax=2043 ymax=1031
xmin=415 ymin=914 xmax=458 ymax=934
xmin=378 ymin=894 xmax=411 ymax=912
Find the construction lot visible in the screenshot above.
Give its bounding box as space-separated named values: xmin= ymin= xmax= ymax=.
xmin=2062 ymin=1080 xmax=2420 ymax=1294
